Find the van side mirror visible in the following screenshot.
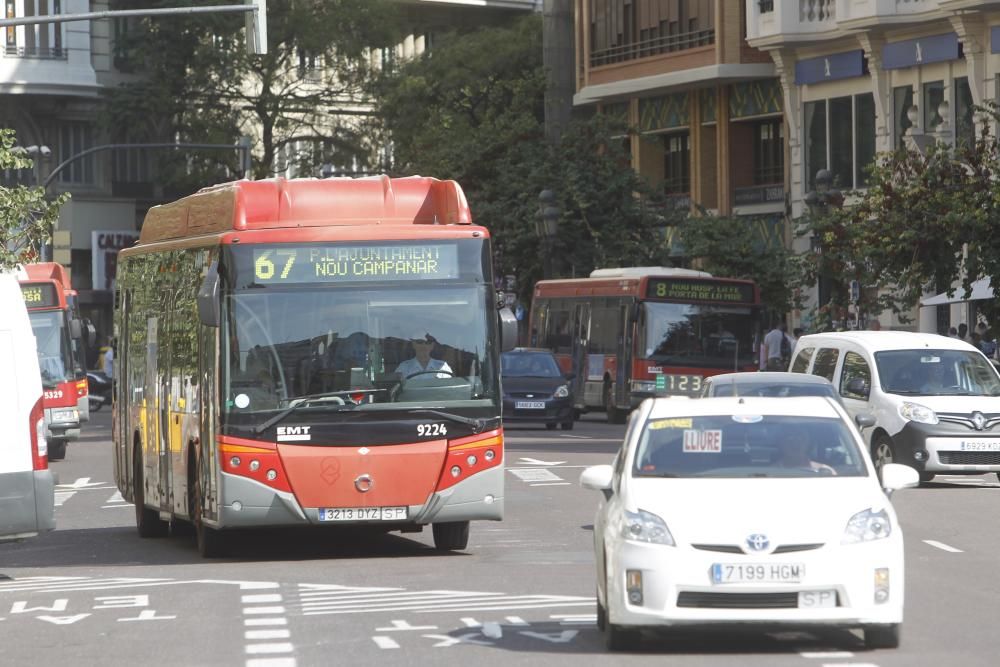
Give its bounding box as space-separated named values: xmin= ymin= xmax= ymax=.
xmin=197 ymin=260 xmax=221 ymax=327
xmin=855 ymin=413 xmax=876 ymax=429
xmin=498 ymin=307 xmax=517 ymax=352
xmin=845 ymin=377 xmax=870 ymax=399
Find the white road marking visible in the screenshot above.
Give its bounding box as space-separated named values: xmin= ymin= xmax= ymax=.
xmin=460 ymin=617 xmax=480 ymax=627
xmin=245 ymin=618 xmax=288 ymax=627
xmin=529 ymin=482 xmax=571 ymax=487
xmin=101 ymin=504 xmax=132 ymax=509
xmin=54 ymin=491 xmax=75 ymax=507
xmin=56 ymin=477 xmax=104 ymax=489
xmin=245 ymin=630 xmax=291 ymax=640
xmin=508 ymin=468 xmax=562 ymax=483
xmin=505 ymin=616 xmax=528 ymax=625
xmin=923 ymin=539 xmax=963 ymax=553
xmin=372 ymin=636 xmax=400 ymax=649
xmin=246 ymin=660 xmax=296 ymax=667
xmin=558 ymin=434 xmax=591 ymax=439
xmin=106 ymin=491 xmax=125 ymax=503
xmin=374 ymin=620 xmax=438 ymax=632
xmin=243 ymin=594 xmax=283 ymax=604
xmin=244 ymin=606 xmax=287 ymax=615
xmin=517 ymin=457 xmax=567 ymax=466
xmin=245 ymin=644 xmax=294 ymax=654
xmin=800 ymin=651 xmax=854 ymax=658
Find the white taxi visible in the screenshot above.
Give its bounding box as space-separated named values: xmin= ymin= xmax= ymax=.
xmin=581 ymin=396 xmax=919 ymax=651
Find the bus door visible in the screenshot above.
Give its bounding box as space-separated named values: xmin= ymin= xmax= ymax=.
xmin=571 ymin=302 xmax=590 ymax=407
xmin=614 ymin=303 xmax=631 ymax=407
xmin=143 ymin=317 xmax=164 ymax=508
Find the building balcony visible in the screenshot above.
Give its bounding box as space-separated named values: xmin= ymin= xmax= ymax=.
xmin=748 ymin=0 xmax=953 ymax=46
xmin=0 ymin=0 xmax=99 ymax=97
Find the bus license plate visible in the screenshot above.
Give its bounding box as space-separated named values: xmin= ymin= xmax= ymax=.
xmin=711 ymin=563 xmax=804 ymax=584
xmin=516 ymin=401 xmax=545 ymax=409
xmin=318 ymin=506 xmax=407 ymax=522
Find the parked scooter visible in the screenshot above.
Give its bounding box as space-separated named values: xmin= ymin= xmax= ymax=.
xmin=87 ymin=371 xmax=112 ymax=412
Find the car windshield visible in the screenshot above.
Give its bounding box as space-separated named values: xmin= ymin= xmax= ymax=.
xmin=501 ymin=352 xmax=562 ymax=378
xmin=875 ymin=349 xmax=1000 ymax=396
xmin=640 ymin=302 xmax=757 ymax=369
xmin=633 ymin=415 xmax=867 ymax=478
xmin=709 ymin=382 xmax=837 ymax=400
xmin=28 ymin=310 xmax=73 ymax=386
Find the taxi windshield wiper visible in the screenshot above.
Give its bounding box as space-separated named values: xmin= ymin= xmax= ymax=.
xmin=253 ymin=391 xmax=363 ymax=435
xmin=404 ymin=408 xmax=493 ymax=434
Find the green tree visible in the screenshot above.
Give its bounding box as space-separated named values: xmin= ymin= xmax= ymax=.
xmin=375 ymin=16 xmax=669 ymax=300
xmin=105 ymin=0 xmax=401 ymax=189
xmin=0 ymin=130 xmax=70 ymax=271
xmin=675 ymin=212 xmax=804 ymax=318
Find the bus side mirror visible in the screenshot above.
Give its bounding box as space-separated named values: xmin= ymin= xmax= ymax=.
xmin=70 ymin=318 xmax=82 ymax=339
xmin=499 ymin=307 xmax=517 ymax=352
xmin=197 ymin=261 xmax=221 ymax=327
xmin=85 ymin=320 xmax=97 ymax=347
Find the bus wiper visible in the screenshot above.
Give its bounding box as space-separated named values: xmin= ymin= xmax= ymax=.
xmin=253 ymin=391 xmax=360 ymax=435
xmin=405 ymin=409 xmax=493 ymax=434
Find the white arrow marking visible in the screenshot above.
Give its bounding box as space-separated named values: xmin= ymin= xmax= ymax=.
xmin=375 ymin=620 xmax=439 ymax=632
xmin=519 ymin=630 xmax=579 ymax=643
xmin=118 ymin=610 xmax=176 ymax=621
xmin=37 ymin=614 xmax=90 ymax=625
xmin=56 ymin=477 xmax=105 ymax=489
xmin=518 ymin=458 xmax=566 ymax=466
xmin=423 ymin=633 xmax=495 ymax=647
xmin=372 ymin=636 xmax=400 ymax=649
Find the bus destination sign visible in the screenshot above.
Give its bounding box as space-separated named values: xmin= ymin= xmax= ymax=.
xmin=20 ymin=282 xmax=59 ymax=308
xmin=251 ymin=244 xmax=460 ymax=284
xmin=646 ymin=278 xmax=755 ymax=304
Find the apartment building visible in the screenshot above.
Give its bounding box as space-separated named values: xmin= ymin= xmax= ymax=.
xmin=747 ymin=0 xmax=1000 ymax=331
xmin=0 ymin=0 xmax=537 ymax=338
xmin=574 ymin=0 xmax=784 ymax=252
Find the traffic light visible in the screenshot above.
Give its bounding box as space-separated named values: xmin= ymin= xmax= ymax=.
xmin=245 ymin=0 xmax=267 ymax=55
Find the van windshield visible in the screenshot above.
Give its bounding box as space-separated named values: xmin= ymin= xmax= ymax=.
xmin=876 ymin=349 xmax=1000 ymax=396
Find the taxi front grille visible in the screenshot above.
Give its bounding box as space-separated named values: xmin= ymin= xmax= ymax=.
xmin=691 ymin=543 xmax=823 ymax=555
xmin=676 ymin=592 xmax=800 ymax=609
xmin=939 ymin=451 xmax=1000 ymax=465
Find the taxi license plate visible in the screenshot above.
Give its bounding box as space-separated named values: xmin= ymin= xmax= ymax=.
xmin=516 ymin=401 xmax=545 ymax=409
xmin=959 ymin=440 xmax=1000 ymax=451
xmin=711 ymin=563 xmax=804 ymax=584
xmin=318 ymin=506 xmax=407 ymax=522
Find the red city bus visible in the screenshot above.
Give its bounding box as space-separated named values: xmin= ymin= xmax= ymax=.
xmin=114 ymin=176 xmax=516 ymax=557
xmin=19 ymin=264 xmax=89 ymax=461
xmin=529 ymin=267 xmax=761 ymax=422
xmin=24 ymin=263 xmax=94 ymax=424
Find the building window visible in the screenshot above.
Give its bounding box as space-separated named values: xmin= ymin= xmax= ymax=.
xmin=803 ymin=94 xmax=875 ymax=191
xmin=3 ymin=0 xmax=66 ymax=59
xmin=923 ymin=80 xmax=944 ymax=132
xmin=57 ymin=123 xmax=96 ymax=186
xmin=589 ymin=0 xmax=715 ymax=67
xmin=893 ymin=85 xmax=913 ymax=151
xmin=754 ymin=119 xmax=783 ymax=185
xmin=955 ymin=77 xmax=974 ymax=148
xmin=663 ymin=132 xmax=690 ymax=195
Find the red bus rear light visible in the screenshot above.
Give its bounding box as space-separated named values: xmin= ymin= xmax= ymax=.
xmin=30 ymin=395 xmax=47 ymax=470
xmin=436 ymin=429 xmax=504 ymax=491
xmin=218 ymin=440 xmax=291 ymax=493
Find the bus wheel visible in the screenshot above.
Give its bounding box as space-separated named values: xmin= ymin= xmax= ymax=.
xmin=190 ymin=467 xmax=227 ymax=558
xmin=432 ymin=521 xmax=470 ymax=551
xmin=134 ymin=448 xmax=168 ymax=538
xmin=48 ymin=440 xmax=67 ymax=462
xmin=604 ymin=382 xmax=626 ymax=425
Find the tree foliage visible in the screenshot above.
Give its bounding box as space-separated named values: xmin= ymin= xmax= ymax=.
xmin=375 ymin=16 xmax=671 ymax=301
xmin=105 ymin=0 xmax=401 ymax=189
xmin=796 ymin=105 xmax=1000 ymax=325
xmin=0 ymin=129 xmax=70 ymax=271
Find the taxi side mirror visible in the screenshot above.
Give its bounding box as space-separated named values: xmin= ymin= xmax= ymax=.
xmin=880 ymin=462 xmax=919 ymax=495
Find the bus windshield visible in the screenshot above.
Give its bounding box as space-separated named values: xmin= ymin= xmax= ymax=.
xmin=640 ymin=302 xmax=756 ymax=369
xmin=29 ymin=310 xmax=74 ymax=386
xmin=221 ymin=284 xmax=499 ymax=429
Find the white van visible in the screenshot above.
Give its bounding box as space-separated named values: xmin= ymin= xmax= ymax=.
xmin=0 ymin=270 xmax=55 ymax=541
xmin=789 ymin=331 xmax=1000 ymax=484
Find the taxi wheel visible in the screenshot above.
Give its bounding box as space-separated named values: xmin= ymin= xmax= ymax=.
xmin=134 ymin=447 xmax=168 ymax=538
xmin=432 ymin=521 xmax=470 ymax=551
xmin=863 ymin=623 xmax=901 ymax=649
xmin=872 ymin=435 xmax=895 ymax=481
xmin=605 ymin=622 xmax=639 ymax=651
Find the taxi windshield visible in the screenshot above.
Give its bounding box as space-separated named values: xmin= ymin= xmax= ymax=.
xmin=633 ymin=415 xmax=868 ymax=478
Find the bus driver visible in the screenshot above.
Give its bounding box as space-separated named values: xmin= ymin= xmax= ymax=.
xmin=396 ymin=331 xmax=453 ymax=380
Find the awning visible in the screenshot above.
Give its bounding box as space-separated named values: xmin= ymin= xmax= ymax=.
xmin=920 ymin=278 xmax=995 ymax=306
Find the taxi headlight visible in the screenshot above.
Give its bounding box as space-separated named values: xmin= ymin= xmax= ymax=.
xmin=51 ymin=408 xmax=79 ymax=423
xmin=842 ymin=508 xmax=892 ymax=544
xmin=899 ymin=401 xmax=938 ymax=425
xmin=622 ymin=508 xmax=675 ymax=546
xmin=554 ymin=384 xmax=570 ymax=398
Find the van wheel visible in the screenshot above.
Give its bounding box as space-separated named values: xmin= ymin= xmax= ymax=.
xmin=432 ymin=521 xmax=470 ymax=551
xmin=48 ymin=440 xmax=67 ymax=462
xmin=134 ymin=449 xmax=168 ymax=538
xmin=604 ymin=382 xmax=626 ymax=424
xmin=190 ymin=465 xmax=227 ymax=558
xmin=872 ymin=435 xmax=895 ymax=482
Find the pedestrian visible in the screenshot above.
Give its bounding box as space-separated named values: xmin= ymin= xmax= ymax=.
xmin=982 ymin=328 xmax=998 ymax=359
xmin=947 ymin=327 xmax=958 ymax=338
xmin=763 ymin=321 xmax=789 ymax=371
xmin=869 ymin=319 xmax=882 ymax=331
xmin=958 ymin=323 xmax=971 ymax=343
xmin=102 ymin=337 xmax=114 ymax=379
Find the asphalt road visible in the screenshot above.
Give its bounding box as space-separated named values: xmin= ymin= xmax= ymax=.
xmin=2 ymin=409 xmax=999 ymax=666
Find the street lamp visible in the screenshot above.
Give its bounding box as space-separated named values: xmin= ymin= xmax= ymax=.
xmin=804 ymin=168 xmax=845 ymax=329
xmin=537 ymin=189 xmax=560 ymax=279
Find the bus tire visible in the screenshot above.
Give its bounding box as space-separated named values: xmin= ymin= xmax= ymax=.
xmin=134 ymin=446 xmax=168 ymax=538
xmin=48 ymin=439 xmax=67 ymax=462
xmin=190 ymin=463 xmax=227 ymax=558
xmin=432 ymin=521 xmax=470 ymax=551
xmin=604 ymin=382 xmax=626 ymax=425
